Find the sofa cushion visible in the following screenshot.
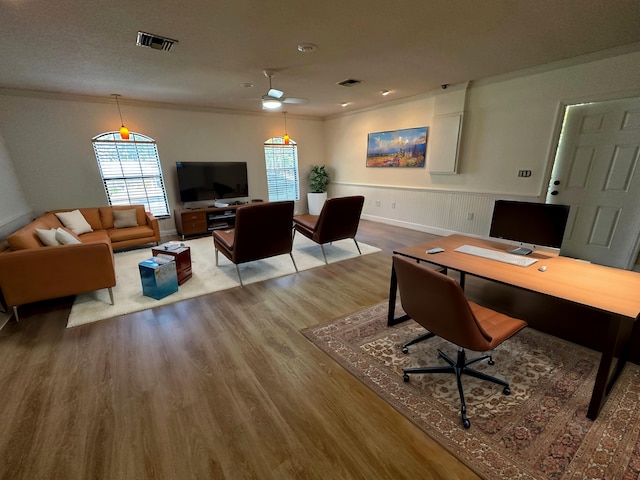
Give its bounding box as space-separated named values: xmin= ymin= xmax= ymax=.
xmin=113 ymin=208 xmax=139 ymax=228
xmin=7 ymin=218 xmax=53 ymax=250
xmin=78 ymin=230 xmax=111 ymax=244
xmin=36 ymin=228 xmax=61 ymax=246
xmin=100 ymin=205 xmax=146 ymax=229
xmin=108 ymin=225 xmax=154 ymax=243
xmin=55 ymin=227 xmax=82 ymax=245
xmin=55 ymin=210 xmax=93 ymax=235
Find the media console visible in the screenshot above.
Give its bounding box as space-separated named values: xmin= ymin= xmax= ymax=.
xmin=174 ymin=206 xmax=241 ymax=239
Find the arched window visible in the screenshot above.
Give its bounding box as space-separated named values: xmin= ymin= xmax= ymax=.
xmin=264 ymin=137 xmax=299 ymax=201
xmin=92 ymin=132 xmax=169 ymax=217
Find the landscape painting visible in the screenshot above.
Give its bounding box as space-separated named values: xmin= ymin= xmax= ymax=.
xmin=366 ymin=126 xmax=428 ymax=167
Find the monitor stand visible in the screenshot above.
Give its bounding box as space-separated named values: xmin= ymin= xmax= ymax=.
xmin=508 ymin=244 xmax=534 ymax=256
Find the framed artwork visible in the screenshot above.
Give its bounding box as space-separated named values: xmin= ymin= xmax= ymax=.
xmin=366 ymin=126 xmax=428 ymax=167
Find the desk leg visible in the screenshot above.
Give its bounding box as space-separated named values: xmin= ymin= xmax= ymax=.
xmin=388 ymin=262 xmax=410 ymax=326
xmin=587 ymin=315 xmax=629 ymax=420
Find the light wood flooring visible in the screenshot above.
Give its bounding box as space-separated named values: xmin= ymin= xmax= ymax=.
xmin=0 ymin=221 xmax=481 ymax=480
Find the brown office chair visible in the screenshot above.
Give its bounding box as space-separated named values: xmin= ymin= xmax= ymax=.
xmin=292 ymin=195 xmax=365 ymax=264
xmin=393 ymin=254 xmax=527 ymax=428
xmin=212 ymin=201 xmax=297 ymax=286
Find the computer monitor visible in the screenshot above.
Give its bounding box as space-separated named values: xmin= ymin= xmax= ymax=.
xmin=489 ymin=200 xmax=570 ymax=255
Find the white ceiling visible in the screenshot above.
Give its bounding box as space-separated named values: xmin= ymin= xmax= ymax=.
xmin=1 ymin=0 xmax=640 ymax=118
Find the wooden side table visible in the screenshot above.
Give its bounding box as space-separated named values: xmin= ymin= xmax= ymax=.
xmin=152 ymin=243 xmax=192 ymax=285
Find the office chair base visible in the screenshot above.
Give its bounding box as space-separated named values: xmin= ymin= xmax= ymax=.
xmin=401 ymin=331 xmax=435 ymax=354
xmin=402 ymin=348 xmax=510 ymax=428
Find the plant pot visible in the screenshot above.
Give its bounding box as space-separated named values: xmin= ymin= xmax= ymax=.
xmin=307 ymin=192 xmax=327 ymax=215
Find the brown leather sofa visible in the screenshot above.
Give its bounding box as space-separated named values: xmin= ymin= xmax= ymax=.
xmin=0 ymin=205 xmax=160 ymax=321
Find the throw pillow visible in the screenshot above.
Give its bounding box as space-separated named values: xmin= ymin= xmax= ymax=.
xmin=55 ymin=210 xmax=93 ymax=235
xmin=55 ymin=227 xmax=82 ymax=245
xmin=113 ymin=209 xmax=138 ymax=229
xmin=35 ymin=228 xmax=61 ymax=246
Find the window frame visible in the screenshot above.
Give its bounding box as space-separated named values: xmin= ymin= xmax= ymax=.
xmin=264 ymin=137 xmax=300 ymax=202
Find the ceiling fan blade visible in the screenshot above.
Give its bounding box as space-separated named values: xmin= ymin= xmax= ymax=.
xmin=283 ymin=97 xmax=308 ymax=104
xmin=268 ymin=88 xmax=284 ymax=99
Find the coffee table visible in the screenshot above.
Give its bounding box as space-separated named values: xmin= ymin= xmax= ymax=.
xmin=152 ymin=242 xmax=192 ymax=285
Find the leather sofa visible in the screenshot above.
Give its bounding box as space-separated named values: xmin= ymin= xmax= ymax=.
xmin=0 ymin=205 xmax=160 ymax=321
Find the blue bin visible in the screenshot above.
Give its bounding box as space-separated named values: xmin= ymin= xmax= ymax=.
xmin=139 ymin=257 xmax=178 ymax=300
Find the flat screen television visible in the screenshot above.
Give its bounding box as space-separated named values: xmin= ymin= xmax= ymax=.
xmin=489 ymin=200 xmax=570 ymax=255
xmin=176 ymin=162 xmax=249 ymax=204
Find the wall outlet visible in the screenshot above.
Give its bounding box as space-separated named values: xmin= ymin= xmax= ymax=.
xmin=391 ymin=202 xmax=396 ymax=209
xmin=518 ymin=170 xmax=532 ymax=177
xmin=375 ymin=200 xmax=381 ymax=207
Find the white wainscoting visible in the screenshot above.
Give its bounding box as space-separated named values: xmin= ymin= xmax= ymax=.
xmin=330 ymin=182 xmax=535 ymax=238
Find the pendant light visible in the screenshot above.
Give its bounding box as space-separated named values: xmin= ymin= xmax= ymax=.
xmin=111 ymin=94 xmax=130 ymax=140
xmin=283 ymin=111 xmax=290 ymax=144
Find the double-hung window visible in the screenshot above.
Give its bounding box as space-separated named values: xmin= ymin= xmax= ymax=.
xmin=264 ymin=137 xmax=300 ymax=201
xmin=92 ymin=132 xmax=170 ymax=217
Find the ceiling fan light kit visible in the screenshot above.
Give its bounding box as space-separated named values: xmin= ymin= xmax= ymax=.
xmin=259 ymin=69 xmax=308 ymax=110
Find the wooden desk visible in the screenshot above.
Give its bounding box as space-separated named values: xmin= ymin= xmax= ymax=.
xmin=389 ymin=234 xmax=640 ymax=420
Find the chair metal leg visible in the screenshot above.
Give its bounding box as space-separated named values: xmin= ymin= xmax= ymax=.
xmin=353 ymin=238 xmax=362 ymax=255
xmin=235 ymin=265 xmax=244 ymax=287
xmin=12 ymin=306 xmax=19 ymax=322
xmin=107 ymin=287 xmax=114 ymax=305
xmin=215 ymin=248 xmax=219 ymax=266
xmin=401 ymin=331 xmax=435 ymax=354
xmin=320 ymin=244 xmax=328 ymax=264
xmin=290 ymin=253 xmax=299 ymax=272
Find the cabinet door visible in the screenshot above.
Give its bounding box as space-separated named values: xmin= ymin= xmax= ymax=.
xmin=180 ymin=211 xmax=207 ymax=235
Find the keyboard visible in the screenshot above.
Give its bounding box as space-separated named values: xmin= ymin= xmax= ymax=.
xmin=454 ymin=244 xmax=538 ymax=267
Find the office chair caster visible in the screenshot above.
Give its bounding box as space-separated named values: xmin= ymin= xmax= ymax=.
xmin=503 ymin=387 xmax=510 ymax=395
xmin=461 ymin=410 xmax=471 ymax=429
xmin=402 ymin=346 xmax=409 ymax=354
xmin=403 ymin=373 xmax=410 ymax=382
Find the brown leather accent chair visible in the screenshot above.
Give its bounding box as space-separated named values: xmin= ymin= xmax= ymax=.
xmin=393 ymin=254 xmax=527 ymax=428
xmin=293 ymin=195 xmax=365 ymax=264
xmin=212 ymin=201 xmax=297 ymax=286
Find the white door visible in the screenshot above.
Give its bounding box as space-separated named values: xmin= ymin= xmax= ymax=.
xmin=547 ymin=97 xmax=640 ymax=269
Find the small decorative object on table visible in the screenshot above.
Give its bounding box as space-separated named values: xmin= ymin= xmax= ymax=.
xmin=152 ymin=242 xmax=192 ymax=285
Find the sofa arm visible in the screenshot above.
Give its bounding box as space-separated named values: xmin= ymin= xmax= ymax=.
xmin=0 ymin=242 xmax=116 ymax=308
xmin=145 ymin=211 xmax=161 ymax=242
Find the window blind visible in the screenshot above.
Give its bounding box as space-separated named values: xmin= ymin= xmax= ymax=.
xmin=264 ymin=138 xmax=299 ymax=202
xmin=93 ymin=132 xmax=169 ymax=217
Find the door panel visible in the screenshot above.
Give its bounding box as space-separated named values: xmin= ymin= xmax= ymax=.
xmin=547 ymin=97 xmax=640 ymax=269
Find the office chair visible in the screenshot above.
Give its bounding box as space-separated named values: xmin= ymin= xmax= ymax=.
xmin=393 ymin=254 xmax=527 ymax=428
xmin=293 ymin=195 xmax=365 ymax=264
xmin=212 ymin=201 xmax=298 ymax=286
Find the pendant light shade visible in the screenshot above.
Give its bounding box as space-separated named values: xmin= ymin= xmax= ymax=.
xmin=112 ymin=94 xmax=130 ymax=140
xmin=283 ymin=112 xmax=290 ymax=144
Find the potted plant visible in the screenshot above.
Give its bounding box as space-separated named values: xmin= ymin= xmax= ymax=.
xmin=307 ymin=165 xmax=330 ymax=215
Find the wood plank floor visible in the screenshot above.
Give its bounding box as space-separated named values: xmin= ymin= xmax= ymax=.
xmin=0 ymin=221 xmax=481 ymax=480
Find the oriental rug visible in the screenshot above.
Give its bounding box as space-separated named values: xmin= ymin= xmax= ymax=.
xmin=67 ymin=236 xmax=379 ymax=328
xmin=301 ymin=302 xmax=640 ymax=480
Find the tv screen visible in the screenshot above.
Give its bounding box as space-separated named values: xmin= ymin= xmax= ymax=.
xmin=489 ymin=200 xmax=570 ymax=252
xmin=176 ymin=162 xmax=249 ymax=203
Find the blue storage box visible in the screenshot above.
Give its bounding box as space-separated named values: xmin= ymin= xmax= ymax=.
xmin=139 ymin=257 xmax=178 ymax=300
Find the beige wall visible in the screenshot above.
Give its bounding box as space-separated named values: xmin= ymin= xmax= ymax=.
xmin=0 ymin=93 xmax=324 ymax=234
xmin=0 ymin=133 xmax=31 ymax=240
xmin=0 ymin=50 xmax=639 ymax=241
xmin=324 ymin=51 xmax=640 ymax=241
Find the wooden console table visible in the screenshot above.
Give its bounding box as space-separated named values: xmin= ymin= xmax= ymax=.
xmin=174 ymin=205 xmax=241 ymax=239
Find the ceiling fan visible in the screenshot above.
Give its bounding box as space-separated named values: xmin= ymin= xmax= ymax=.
xmin=260 ymin=70 xmax=308 ymax=110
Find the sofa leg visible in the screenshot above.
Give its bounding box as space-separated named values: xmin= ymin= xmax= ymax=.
xmin=107 ymin=287 xmax=114 ymax=305
xmin=12 ymin=306 xmax=19 ymax=323
xmin=215 ymin=249 xmax=219 ymax=266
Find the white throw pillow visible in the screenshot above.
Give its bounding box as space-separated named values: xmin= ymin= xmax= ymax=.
xmin=55 ymin=227 xmax=82 ymax=245
xmin=55 ymin=209 xmax=93 ymax=235
xmin=113 ymin=209 xmax=138 ymax=228
xmin=35 ymin=228 xmax=61 ymax=246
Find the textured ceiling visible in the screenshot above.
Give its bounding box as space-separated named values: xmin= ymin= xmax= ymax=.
xmin=1 ymin=0 xmax=639 ymax=117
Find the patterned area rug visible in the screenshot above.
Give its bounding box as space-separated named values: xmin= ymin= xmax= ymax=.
xmin=301 ymin=302 xmax=640 ymax=480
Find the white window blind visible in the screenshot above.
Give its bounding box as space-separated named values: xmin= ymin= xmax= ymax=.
xmin=92 ymin=132 xmax=170 ymax=217
xmin=264 ymin=137 xmax=299 ymax=201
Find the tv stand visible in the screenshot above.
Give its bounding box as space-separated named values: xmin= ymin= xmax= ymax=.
xmin=174 ymin=206 xmax=240 ymax=240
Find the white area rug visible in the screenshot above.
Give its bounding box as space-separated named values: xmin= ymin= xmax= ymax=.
xmin=67 ymin=235 xmax=380 ymax=328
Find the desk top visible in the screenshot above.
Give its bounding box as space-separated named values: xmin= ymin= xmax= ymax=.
xmin=394 ymin=234 xmax=640 ymax=320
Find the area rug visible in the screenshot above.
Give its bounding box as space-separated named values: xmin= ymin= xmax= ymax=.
xmin=301 ymin=302 xmax=640 ymax=480
xmin=67 ymin=236 xmax=379 ymax=328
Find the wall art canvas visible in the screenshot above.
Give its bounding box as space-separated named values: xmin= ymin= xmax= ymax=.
xmin=366 ymin=126 xmax=428 ymax=167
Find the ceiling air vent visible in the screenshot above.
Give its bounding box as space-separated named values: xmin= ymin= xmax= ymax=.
xmin=337 ymin=79 xmax=362 ymax=87
xmin=136 ymin=31 xmax=178 ymax=51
